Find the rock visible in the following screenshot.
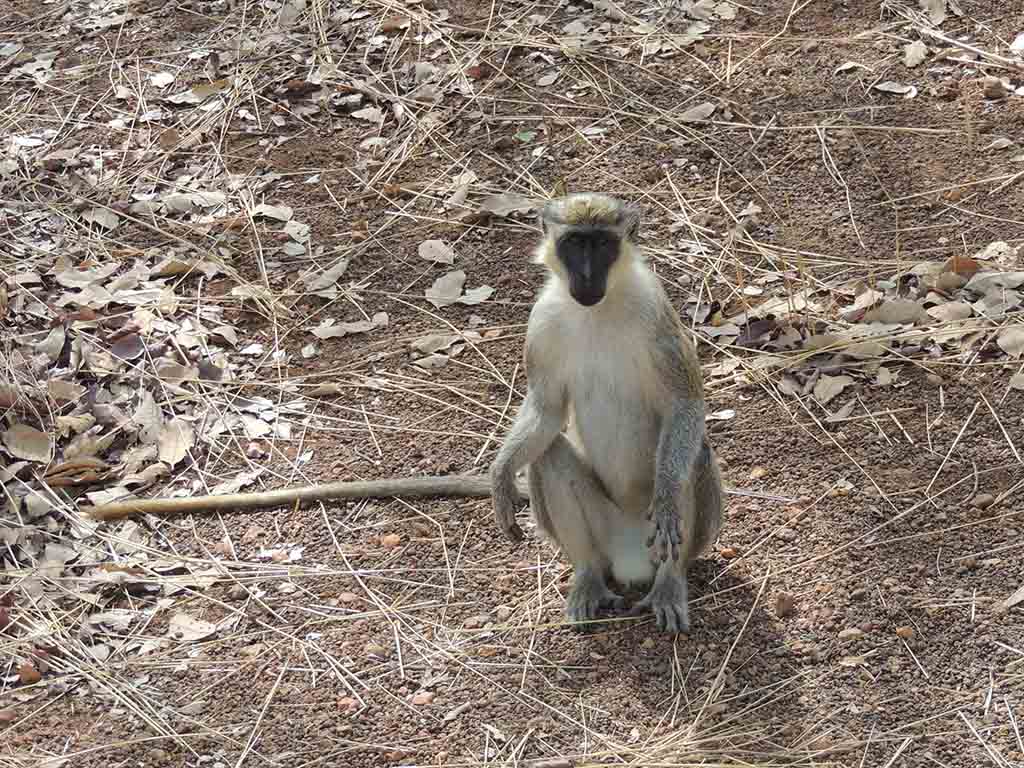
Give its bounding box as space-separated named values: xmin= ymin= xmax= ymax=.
xmin=983 ymin=76 xmax=1009 ymax=99
xmin=972 ymin=493 xmax=995 ymax=509
xmin=495 ymin=605 xmax=513 ymax=621
xmin=777 ymin=527 xmax=798 ymax=542
xmin=719 ymin=546 xmax=739 ymax=559
xmin=411 ymin=690 xmax=435 ymax=705
xmin=775 ymin=592 xmax=795 ymax=618
xmin=339 ymin=591 xmax=359 ymax=603
xmin=838 ymin=628 xmax=864 ymax=641
xmin=896 ymin=626 xmax=915 ymax=639
xmin=464 ymin=614 xmax=490 ymax=629
xmin=380 ymin=533 xmax=401 ymax=548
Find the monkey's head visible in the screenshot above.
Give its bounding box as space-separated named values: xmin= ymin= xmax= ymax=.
xmin=537 ymin=193 xmax=641 ymax=308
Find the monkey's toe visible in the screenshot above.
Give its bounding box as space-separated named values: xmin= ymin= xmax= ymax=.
xmin=566 ymin=574 xmax=626 ymax=629
xmin=653 ymin=602 xmax=689 ymax=635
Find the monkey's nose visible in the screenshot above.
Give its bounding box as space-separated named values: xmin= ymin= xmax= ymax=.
xmin=574 ymin=289 xmax=603 ymax=307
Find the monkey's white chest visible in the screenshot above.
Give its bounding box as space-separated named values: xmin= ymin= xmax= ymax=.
xmin=564 ymin=320 xmax=661 ymax=515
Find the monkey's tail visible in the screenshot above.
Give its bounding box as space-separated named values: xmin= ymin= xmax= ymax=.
xmin=85 ymin=474 xmax=531 ymax=522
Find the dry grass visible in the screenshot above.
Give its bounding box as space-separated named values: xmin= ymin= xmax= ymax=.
xmin=2 ymin=0 xmax=1024 ymax=766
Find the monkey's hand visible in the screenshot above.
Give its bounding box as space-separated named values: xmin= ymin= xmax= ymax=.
xmin=646 ymin=500 xmax=681 ymax=563
xmin=491 ymin=469 xmax=525 ymax=543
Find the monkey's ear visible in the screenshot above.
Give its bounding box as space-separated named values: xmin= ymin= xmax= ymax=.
xmin=621 ymin=204 xmax=641 ymax=240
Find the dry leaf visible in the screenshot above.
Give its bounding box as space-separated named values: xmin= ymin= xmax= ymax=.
xmin=158 ymin=418 xmax=195 ymax=466
xmin=872 ymin=81 xmax=917 ymax=98
xmin=312 ymin=312 xmax=388 ymax=339
xmin=411 ymin=334 xmax=463 ymax=354
xmin=2 ymin=424 xmax=53 ymax=463
xmin=903 ymin=40 xmax=928 ymax=67
xmin=679 ymin=101 xmax=716 ymax=123
xmin=414 ymin=354 xmax=451 ymax=369
xmin=133 ymin=390 xmax=163 ymax=445
xmin=426 ymin=271 xmax=467 ymax=307
xmin=150 ymin=71 xmax=175 ymax=88
xmin=459 ymin=285 xmax=494 ymax=305
xmin=919 ymin=0 xmax=946 ymax=25
xmin=418 ymin=240 xmax=455 ymax=264
xmin=82 ymin=207 xmax=120 ymax=230
xmin=18 ymin=662 xmax=42 ymax=685
xmin=351 ymin=106 xmax=384 ymax=124
xmin=997 ymin=326 xmax=1024 ymax=358
xmin=926 ymin=302 xmax=973 ymax=322
xmin=835 ymin=61 xmax=870 ymax=74
xmin=479 ymin=194 xmax=536 ymax=217
xmin=251 ymin=203 xmax=293 ymax=221
xmin=301 ymin=259 xmax=349 ymax=292
xmin=862 ymin=299 xmax=927 ymax=325
xmin=941 ymin=255 xmax=980 ymax=275
xmin=813 ymin=375 xmax=854 ymax=405
xmin=36 ymin=326 xmax=65 ymax=362
xmin=167 ymin=613 xmax=217 ymax=643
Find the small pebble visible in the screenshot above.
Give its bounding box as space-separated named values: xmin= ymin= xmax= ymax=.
xmin=365 ymin=642 xmax=389 ymax=657
xmin=972 ymin=493 xmax=995 ymax=509
xmin=896 ymin=626 xmax=915 ymax=639
xmin=838 ymin=628 xmax=864 ymax=641
xmin=983 ymin=76 xmax=1009 ymax=99
xmin=925 ymin=373 xmax=944 ymax=387
xmin=777 ymin=527 xmax=798 ymax=542
xmin=380 ymin=533 xmax=401 ymax=548
xmin=495 ymin=606 xmax=513 ymax=622
xmin=720 ymin=546 xmax=739 ymax=559
xmin=411 ymin=691 xmax=435 ymax=705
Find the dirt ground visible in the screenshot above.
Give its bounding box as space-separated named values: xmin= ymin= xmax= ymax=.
xmin=2 ymin=0 xmax=1024 ymax=766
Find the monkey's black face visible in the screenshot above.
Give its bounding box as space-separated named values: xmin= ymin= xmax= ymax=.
xmin=557 ymin=229 xmax=620 ymax=307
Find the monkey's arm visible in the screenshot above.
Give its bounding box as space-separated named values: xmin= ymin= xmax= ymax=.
xmin=489 ymin=383 xmax=566 ymax=542
xmin=647 ymin=398 xmax=705 ymax=562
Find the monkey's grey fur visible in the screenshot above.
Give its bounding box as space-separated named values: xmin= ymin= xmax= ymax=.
xmin=490 ymin=193 xmax=724 ymax=634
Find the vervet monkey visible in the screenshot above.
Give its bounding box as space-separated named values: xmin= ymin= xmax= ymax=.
xmin=489 ymin=193 xmax=724 ymax=634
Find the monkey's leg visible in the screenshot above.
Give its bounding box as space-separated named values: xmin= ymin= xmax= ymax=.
xmin=634 ymin=440 xmax=724 ymax=634
xmin=529 ymin=435 xmax=628 ymax=628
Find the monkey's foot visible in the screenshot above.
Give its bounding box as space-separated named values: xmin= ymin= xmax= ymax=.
xmin=565 ymin=568 xmax=626 ymax=630
xmin=631 ymin=571 xmax=689 ymax=634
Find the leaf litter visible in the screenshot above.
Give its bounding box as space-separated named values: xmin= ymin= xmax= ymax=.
xmin=3 ymin=0 xmax=1023 ymax=763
